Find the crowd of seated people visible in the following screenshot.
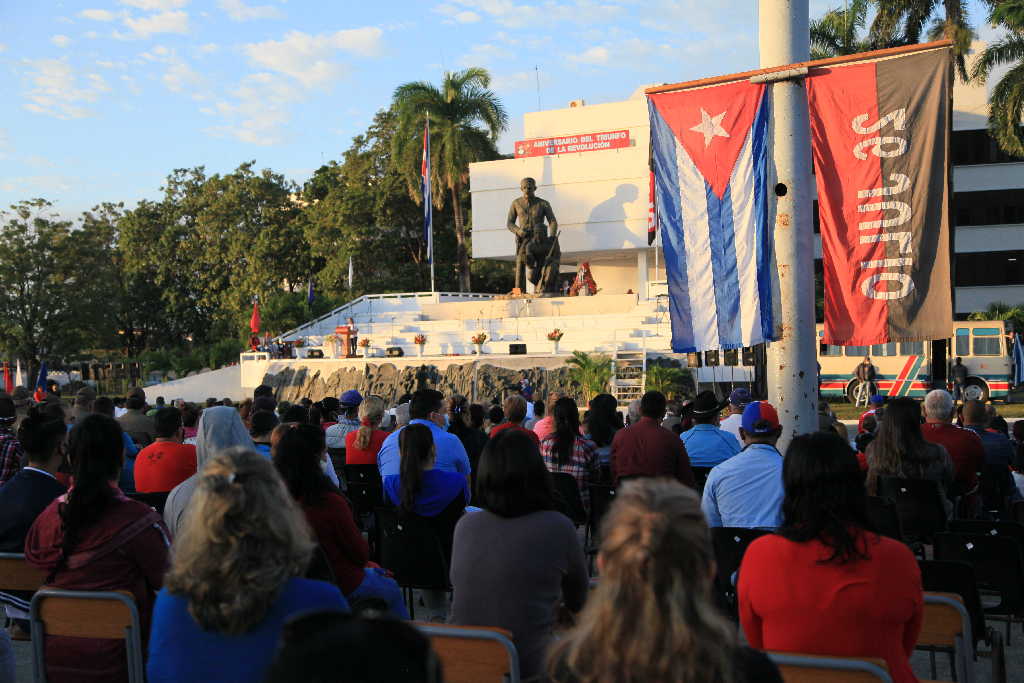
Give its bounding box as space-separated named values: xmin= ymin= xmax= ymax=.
xmin=0 ymin=379 xmax=1021 ymax=682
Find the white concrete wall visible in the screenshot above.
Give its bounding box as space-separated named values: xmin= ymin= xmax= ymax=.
xmin=142 ymin=365 xmax=246 ymax=403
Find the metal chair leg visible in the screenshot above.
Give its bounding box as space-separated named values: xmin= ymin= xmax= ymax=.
xmin=930 ymin=650 xmax=937 ymax=679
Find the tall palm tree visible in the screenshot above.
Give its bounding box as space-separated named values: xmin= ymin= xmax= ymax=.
xmin=968 ymin=300 xmax=1024 ymax=331
xmin=811 ymin=0 xmax=874 ymax=59
xmin=565 ymin=351 xmax=612 ymax=403
xmin=869 ymin=0 xmax=975 ymax=80
xmin=392 ymin=68 xmax=508 ymax=292
xmin=971 ymin=0 xmax=1024 ymax=156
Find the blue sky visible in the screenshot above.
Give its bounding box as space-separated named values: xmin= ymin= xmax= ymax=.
xmin=0 ymin=0 xmax=994 ymax=217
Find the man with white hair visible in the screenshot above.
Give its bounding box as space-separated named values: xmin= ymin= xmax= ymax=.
xmin=921 ymin=389 xmax=984 ymax=505
xmin=626 ymin=399 xmax=642 ymax=425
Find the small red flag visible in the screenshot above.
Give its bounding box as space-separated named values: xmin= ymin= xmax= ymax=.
xmin=2 ymin=363 xmax=12 ymax=394
xmin=250 ymin=301 xmax=261 ymax=334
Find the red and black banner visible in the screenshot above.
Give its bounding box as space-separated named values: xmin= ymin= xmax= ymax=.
xmin=808 ymin=48 xmax=953 ymax=345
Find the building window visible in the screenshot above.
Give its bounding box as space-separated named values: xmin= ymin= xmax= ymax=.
xmin=954 ymin=251 xmax=1024 ymax=286
xmin=955 ymin=190 xmax=1024 ymax=226
xmin=951 ymin=129 xmax=1024 ymax=165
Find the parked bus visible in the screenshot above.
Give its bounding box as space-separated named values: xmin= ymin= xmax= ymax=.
xmin=817 ymin=320 xmax=1014 ymax=403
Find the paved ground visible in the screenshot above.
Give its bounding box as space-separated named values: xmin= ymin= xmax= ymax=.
xmin=9 ymin=622 xmax=1024 ymax=681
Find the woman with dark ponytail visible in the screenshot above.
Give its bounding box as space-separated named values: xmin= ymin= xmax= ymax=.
xmin=25 ymin=414 xmax=171 ymax=683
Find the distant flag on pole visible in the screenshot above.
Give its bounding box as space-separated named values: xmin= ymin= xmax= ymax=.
xmin=648 ymin=81 xmax=778 ymax=352
xmin=2 ymin=363 xmax=12 ymax=395
xmin=250 ymin=300 xmax=261 ymax=334
xmin=33 ymin=361 xmax=47 ymax=403
xmin=646 ymin=169 xmax=658 ymax=245
xmin=422 ymin=119 xmax=433 ymax=265
xmin=307 ymin=278 xmax=315 ymax=305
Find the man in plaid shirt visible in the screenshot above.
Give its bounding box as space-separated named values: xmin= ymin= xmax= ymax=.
xmin=0 ymin=396 xmax=25 ymax=486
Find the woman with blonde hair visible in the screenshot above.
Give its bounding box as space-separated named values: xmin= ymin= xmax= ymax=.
xmin=146 ymin=448 xmax=347 ymax=683
xmin=547 ymin=479 xmax=780 ymax=683
xmin=345 ymin=395 xmax=388 ymax=465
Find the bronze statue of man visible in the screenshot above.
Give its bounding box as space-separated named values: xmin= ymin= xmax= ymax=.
xmin=506 ymin=177 xmax=560 ymax=293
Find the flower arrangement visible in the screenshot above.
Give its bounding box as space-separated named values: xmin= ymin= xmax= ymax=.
xmin=547 ymin=329 xmax=564 ymax=342
xmin=358 ymin=338 xmax=371 ymax=348
xmin=414 ymin=334 xmax=427 ymax=345
xmin=471 ymin=332 xmax=488 ymax=345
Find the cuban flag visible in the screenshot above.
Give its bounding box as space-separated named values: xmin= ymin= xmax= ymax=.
xmin=648 ymin=81 xmax=777 ymax=352
xmin=422 ymin=120 xmax=433 ymax=265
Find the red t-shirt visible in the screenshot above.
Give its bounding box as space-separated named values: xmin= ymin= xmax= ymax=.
xmin=302 ymin=492 xmax=369 ymax=595
xmin=739 ymin=531 xmax=923 ymax=683
xmin=921 ymin=421 xmax=984 ymax=494
xmin=344 ymin=429 xmax=389 ymax=465
xmin=489 ymin=422 xmax=540 ymax=445
xmin=133 ymin=441 xmax=197 ymax=493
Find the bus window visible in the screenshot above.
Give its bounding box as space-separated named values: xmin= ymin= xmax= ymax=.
xmin=845 ymin=346 xmax=869 ymax=357
xmin=972 ymin=328 xmax=1002 ymax=356
xmin=955 ymin=329 xmax=970 ymax=356
xmin=870 ymin=343 xmax=897 ymax=357
xmin=819 ymin=343 xmax=842 ymax=357
xmin=899 ymin=341 xmax=924 ymax=356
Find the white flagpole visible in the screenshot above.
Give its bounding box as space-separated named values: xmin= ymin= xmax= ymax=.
xmin=760 ymin=0 xmax=818 ymax=448
xmin=348 ymin=255 xmax=353 ymax=290
xmin=426 ymin=113 xmax=436 ymax=293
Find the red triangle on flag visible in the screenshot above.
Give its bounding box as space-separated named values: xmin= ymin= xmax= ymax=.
xmin=649 ymin=81 xmax=765 ymax=199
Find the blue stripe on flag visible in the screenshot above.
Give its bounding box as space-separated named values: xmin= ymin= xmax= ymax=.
xmin=648 ymin=100 xmax=695 ymax=351
xmin=751 ymin=94 xmax=774 ymax=341
xmin=707 ymin=182 xmax=742 ymax=348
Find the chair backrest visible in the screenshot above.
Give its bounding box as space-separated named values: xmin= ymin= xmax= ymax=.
xmin=690 ymin=466 xmax=712 ymax=492
xmin=343 ymin=465 xmax=384 ymax=517
xmin=551 ymin=472 xmax=587 ymax=527
xmin=1012 ymin=499 xmax=1024 ymax=524
xmin=948 ymin=519 xmax=1024 ymax=546
xmin=30 ymin=589 xmax=145 ymax=683
xmin=918 ymin=592 xmax=973 ymax=683
xmin=918 ymin=559 xmax=985 ymax=647
xmin=865 ymin=496 xmax=903 ymax=542
xmin=375 ymin=507 xmax=449 ymax=590
xmin=767 ymin=652 xmax=892 ymax=683
xmin=0 ymin=553 xmax=48 ymax=592
xmin=415 ymin=623 xmax=520 ymax=683
xmin=875 ymin=477 xmax=947 ymax=541
xmin=934 ymin=532 xmax=1024 ymax=613
xmin=979 ymin=462 xmax=1014 ymax=515
xmin=710 ymin=527 xmax=770 ymax=596
xmin=587 ymin=484 xmax=616 ymax=539
xmin=125 ymin=491 xmax=170 ymax=514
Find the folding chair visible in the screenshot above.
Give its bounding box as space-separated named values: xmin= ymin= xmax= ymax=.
xmin=415 ymin=623 xmax=520 ymax=683
xmin=934 ymin=532 xmax=1024 ymax=645
xmin=920 ymin=559 xmax=1006 ymax=683
xmin=586 ymin=484 xmax=615 ymax=546
xmin=375 ymin=507 xmax=450 ymax=619
xmin=948 ymin=520 xmax=1024 ymax=548
xmin=343 ymin=464 xmax=384 ymax=521
xmin=551 ymin=472 xmax=587 ymax=527
xmin=865 ymin=496 xmax=904 ymax=542
xmin=767 ymin=652 xmax=891 ymax=683
xmin=126 ymin=491 xmax=170 ymax=514
xmin=690 ymin=466 xmax=712 ymax=493
xmin=917 ymin=592 xmax=975 ymax=683
xmin=0 ymin=553 xmax=48 ymax=640
xmin=30 ymin=589 xmax=144 ymax=683
xmin=710 ymin=527 xmax=769 ymax=617
xmin=876 ymin=477 xmax=948 ymax=547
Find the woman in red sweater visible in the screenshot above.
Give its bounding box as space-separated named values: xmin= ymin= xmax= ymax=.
xmin=738 ymin=432 xmax=923 ymax=683
xmin=273 ymin=424 xmax=407 ymax=618
xmin=344 ymin=396 xmax=388 ymax=466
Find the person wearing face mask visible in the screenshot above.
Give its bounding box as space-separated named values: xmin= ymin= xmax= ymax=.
xmin=375 ymin=390 xmax=470 ymax=480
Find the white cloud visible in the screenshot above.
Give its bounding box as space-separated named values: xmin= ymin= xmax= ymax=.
xmin=121 ymin=74 xmax=143 ymax=94
xmin=21 ymin=59 xmax=111 ymax=119
xmin=119 ymin=0 xmax=189 ymax=9
xmin=459 ymin=42 xmax=513 ymax=67
xmin=51 ymin=35 xmax=73 ymax=48
xmin=0 ymin=175 xmax=76 ymax=194
xmin=85 ymin=31 xmax=101 ymax=39
xmin=568 ymin=46 xmax=609 ymax=65
xmin=162 ymin=60 xmax=205 ymax=94
xmin=0 ymin=129 xmax=10 ymax=160
xmin=434 ymin=4 xmax=480 ymax=23
xmin=79 ymin=8 xmax=117 ymax=21
xmin=57 ymin=16 xmax=74 ymax=24
xmin=439 ymin=0 xmax=624 ymax=29
xmin=0 ymin=44 xmax=6 ymax=53
xmin=243 ymin=27 xmax=383 ymax=87
xmin=206 ymin=72 xmax=303 ymax=145
xmin=118 ymin=10 xmax=190 ymax=39
xmin=218 ymin=0 xmax=283 ymax=21
xmin=198 ymin=42 xmax=219 ymax=54
xmin=96 ymin=59 xmax=127 ymax=68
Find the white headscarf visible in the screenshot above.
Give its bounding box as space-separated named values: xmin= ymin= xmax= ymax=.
xmin=195 ymin=406 xmax=256 ymax=469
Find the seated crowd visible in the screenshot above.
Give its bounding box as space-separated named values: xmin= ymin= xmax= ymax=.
xmin=0 ymin=380 xmax=1019 ymax=682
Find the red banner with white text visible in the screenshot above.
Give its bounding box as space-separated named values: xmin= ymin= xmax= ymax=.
xmin=807 ymin=48 xmax=953 ymax=345
xmin=514 ymin=129 xmax=630 ymax=158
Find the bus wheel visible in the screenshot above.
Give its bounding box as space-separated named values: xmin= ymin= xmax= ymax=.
xmin=962 ymin=379 xmax=989 ymax=403
xmin=846 ymin=380 xmax=867 ymax=404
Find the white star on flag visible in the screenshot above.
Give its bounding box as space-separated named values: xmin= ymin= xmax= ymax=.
xmin=690 ymin=108 xmax=730 ymax=148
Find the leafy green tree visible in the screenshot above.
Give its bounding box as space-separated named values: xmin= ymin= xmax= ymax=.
xmin=644 ymin=365 xmax=688 ymax=397
xmin=869 ymin=0 xmax=975 ymax=80
xmin=968 ymin=300 xmax=1024 ymax=331
xmin=811 ymin=0 xmax=873 ymax=58
xmin=392 ymin=68 xmax=508 ymax=291
xmin=566 ymin=351 xmax=612 ymax=402
xmin=971 ymin=1 xmax=1024 ymax=156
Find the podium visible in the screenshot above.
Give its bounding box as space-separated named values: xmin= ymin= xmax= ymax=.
xmin=336 ymin=325 xmax=355 ymax=358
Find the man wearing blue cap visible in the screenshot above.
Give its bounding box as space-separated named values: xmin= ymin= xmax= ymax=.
xmin=325 ymin=389 xmax=363 ymax=453
xmin=857 ymin=394 xmax=886 ymax=434
xmin=701 ymin=401 xmax=785 ymax=529
xmin=718 ymin=388 xmax=751 ymax=443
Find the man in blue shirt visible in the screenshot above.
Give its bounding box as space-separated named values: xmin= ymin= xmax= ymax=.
xmin=377 ymin=389 xmax=470 ymax=477
xmin=701 ymin=401 xmax=785 ymax=529
xmin=681 ymin=391 xmax=741 ymax=467
xmin=962 ymin=399 xmax=1021 ymax=507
